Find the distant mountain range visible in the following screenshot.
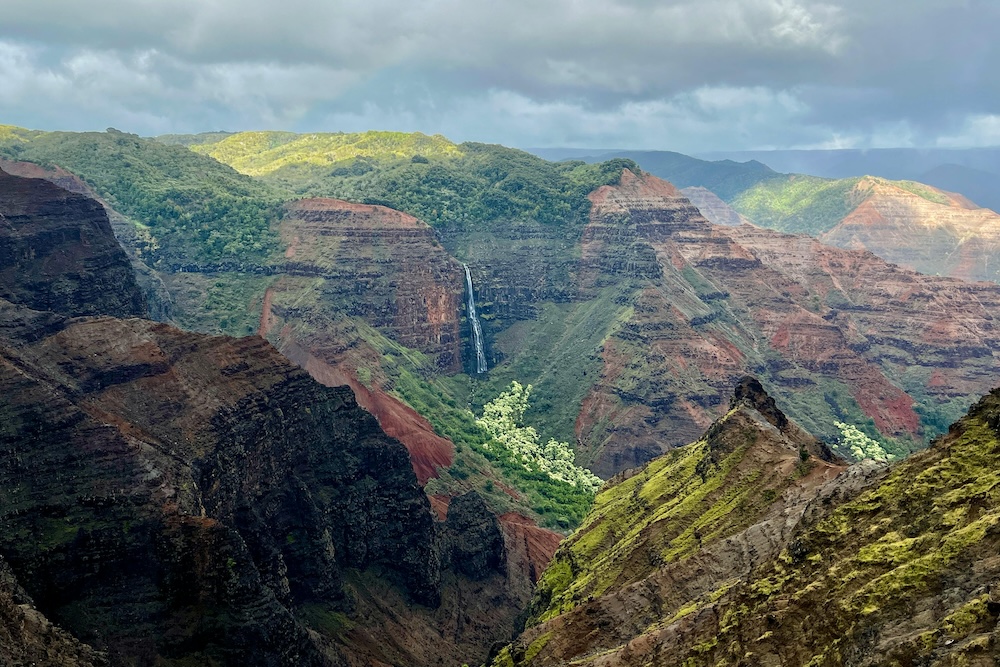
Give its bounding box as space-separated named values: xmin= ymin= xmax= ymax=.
xmin=529 ymin=146 xmax=1000 ymax=283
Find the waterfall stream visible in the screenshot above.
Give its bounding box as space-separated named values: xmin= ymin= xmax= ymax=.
xmin=463 ymin=264 xmax=488 ymax=374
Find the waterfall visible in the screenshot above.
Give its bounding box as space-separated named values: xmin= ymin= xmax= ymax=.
xmin=463 ymin=264 xmax=488 ymax=374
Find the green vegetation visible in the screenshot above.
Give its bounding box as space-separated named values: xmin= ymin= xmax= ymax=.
xmin=729 ymin=173 xmax=958 ymax=236
xmin=397 ymin=370 xmax=598 ymax=529
xmin=834 ymin=420 xmax=893 ymax=461
xmin=528 ymin=404 xmax=815 ymax=624
xmin=168 ymin=130 xmax=639 ymax=229
xmin=0 ymin=127 xmax=286 ymax=265
xmin=729 ymin=175 xmax=862 ymax=235
xmin=467 ymin=285 xmax=633 ymax=449
xmin=189 ymin=130 xmax=462 ymax=177
xmin=690 ymin=388 xmax=1000 ymax=665
xmin=477 ymin=382 xmax=602 ymax=493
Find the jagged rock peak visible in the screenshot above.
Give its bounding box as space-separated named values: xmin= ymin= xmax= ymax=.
xmin=730 ymin=375 xmax=788 ymax=431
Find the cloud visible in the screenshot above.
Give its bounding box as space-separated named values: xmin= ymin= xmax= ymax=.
xmin=0 ymin=0 xmax=996 ymax=150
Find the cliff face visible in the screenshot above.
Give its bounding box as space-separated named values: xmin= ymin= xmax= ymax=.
xmin=570 ymin=170 xmax=1000 ymax=476
xmin=0 ymin=170 xmax=553 ymax=666
xmin=0 ymin=307 xmax=441 ymax=664
xmin=499 ymin=382 xmax=1000 ymax=667
xmin=0 ymin=159 xmax=172 ymax=320
xmin=819 ymin=176 xmax=1000 ymax=284
xmin=0 ymin=167 xmax=146 ymax=319
xmin=277 ymin=198 xmax=464 ymax=371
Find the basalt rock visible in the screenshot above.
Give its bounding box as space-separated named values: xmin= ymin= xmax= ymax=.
xmin=442 ymin=491 xmax=506 ymax=580
xmin=0 ymin=167 xmax=146 ymax=319
xmin=0 ymin=160 xmax=172 ymax=320
xmin=275 ymin=198 xmax=464 ymax=371
xmin=0 ymin=305 xmax=441 ymax=665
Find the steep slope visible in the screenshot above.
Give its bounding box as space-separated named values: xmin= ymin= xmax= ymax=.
xmin=819 ymin=176 xmax=1000 ymax=283
xmin=0 ymin=167 xmax=146 ymax=318
xmin=568 ymin=170 xmax=1000 ymax=475
xmin=500 ymin=382 xmax=1000 ymax=667
xmin=0 ymin=128 xmax=285 ymax=267
xmin=495 ymin=378 xmax=855 ymax=665
xmin=0 ymin=554 xmax=107 ymax=667
xmin=0 ymin=158 xmax=174 ymax=319
xmin=0 ymin=169 xmax=554 ymax=666
xmin=730 ymin=174 xmax=1000 ymax=284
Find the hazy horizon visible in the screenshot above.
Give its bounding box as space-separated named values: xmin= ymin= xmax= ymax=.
xmin=2 ymin=0 xmax=998 ymax=153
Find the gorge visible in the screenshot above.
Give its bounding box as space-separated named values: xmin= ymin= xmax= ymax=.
xmin=2 ymin=127 xmax=1000 ymax=666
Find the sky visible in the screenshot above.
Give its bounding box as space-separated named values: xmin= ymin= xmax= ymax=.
xmin=1 ymin=0 xmax=998 ymax=152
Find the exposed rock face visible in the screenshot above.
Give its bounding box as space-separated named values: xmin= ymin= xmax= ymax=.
xmin=0 ymin=159 xmax=172 ymax=320
xmin=0 ymin=555 xmax=107 ymax=667
xmin=681 ymin=186 xmax=750 ymax=227
xmin=499 ymin=383 xmax=1000 ymax=667
xmin=258 ymin=198 xmax=465 ymax=484
xmin=819 ymin=176 xmax=1000 ymax=283
xmin=572 ymin=170 xmax=1000 ymax=476
xmin=442 ymin=491 xmax=506 ymax=580
xmin=0 ymin=173 xmax=554 ymax=667
xmin=499 ymin=380 xmax=857 ymax=666
xmin=0 ymin=306 xmax=439 ymax=664
xmin=0 ymin=168 xmax=146 ymax=318
xmin=277 ymin=198 xmax=464 ymax=371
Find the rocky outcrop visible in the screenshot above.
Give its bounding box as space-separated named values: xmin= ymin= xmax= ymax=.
xmin=0 ymin=171 xmax=553 ymax=666
xmin=0 ymin=305 xmax=441 ymax=665
xmin=819 ymin=176 xmax=1000 ymax=283
xmin=0 ymin=555 xmax=107 ymax=667
xmin=0 ymin=168 xmax=146 ymax=318
xmin=276 ymin=198 xmax=464 ymax=371
xmin=499 ymin=383 xmax=1000 ymax=667
xmin=499 ymin=380 xmax=856 ymax=666
xmin=441 ymin=491 xmax=506 ymax=580
xmin=0 ymin=159 xmax=172 ymax=320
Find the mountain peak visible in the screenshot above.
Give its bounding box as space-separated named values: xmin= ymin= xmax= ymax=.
xmin=731 ymin=375 xmax=788 ymax=431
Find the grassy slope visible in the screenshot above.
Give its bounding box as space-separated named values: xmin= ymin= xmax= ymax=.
xmin=730 ymin=174 xmax=959 ymax=236
xmin=497 ymin=388 xmax=1000 ymax=666
xmin=688 ymin=388 xmax=1000 ymax=665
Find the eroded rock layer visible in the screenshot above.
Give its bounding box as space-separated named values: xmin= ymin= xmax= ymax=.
xmin=277 ymin=198 xmax=464 ymax=371
xmin=819 ymin=176 xmax=1000 ymax=283
xmin=0 ymin=167 xmax=146 ymax=319
xmin=570 ymin=170 xmax=1000 ymax=476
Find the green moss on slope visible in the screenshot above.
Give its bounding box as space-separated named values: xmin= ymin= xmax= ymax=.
xmin=684 ymin=388 xmax=1000 ymax=666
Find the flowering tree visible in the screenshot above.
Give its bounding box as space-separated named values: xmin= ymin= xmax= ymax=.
xmin=478 ymin=381 xmax=603 ymax=493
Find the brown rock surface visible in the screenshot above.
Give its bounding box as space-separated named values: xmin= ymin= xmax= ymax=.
xmin=277 ymin=198 xmax=464 ymax=371
xmin=819 ymin=176 xmax=1000 ymax=283
xmin=0 ymin=168 xmax=146 ymax=319
xmin=572 ymin=170 xmax=1000 ymax=476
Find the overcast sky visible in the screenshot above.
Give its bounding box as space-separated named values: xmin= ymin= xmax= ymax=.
xmin=1 ymin=0 xmax=997 ymax=152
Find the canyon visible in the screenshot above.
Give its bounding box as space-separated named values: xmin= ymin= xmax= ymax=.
xmin=0 ymin=167 xmax=555 ymax=666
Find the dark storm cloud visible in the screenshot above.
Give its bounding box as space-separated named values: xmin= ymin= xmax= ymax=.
xmin=0 ymin=0 xmax=997 ymax=150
